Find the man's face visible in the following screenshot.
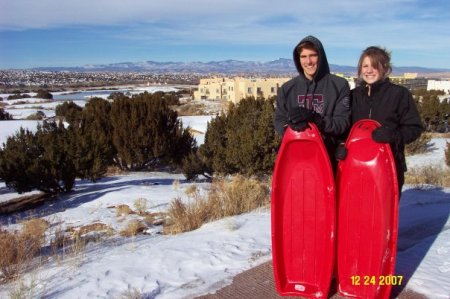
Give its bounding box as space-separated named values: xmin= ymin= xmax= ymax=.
xmin=299 ymin=48 xmax=319 ymax=80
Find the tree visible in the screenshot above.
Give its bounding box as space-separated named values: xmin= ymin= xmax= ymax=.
xmin=35 ymin=89 xmax=53 ymax=100
xmin=55 ymin=101 xmax=82 ymax=125
xmin=224 ymin=97 xmax=279 ymax=175
xmin=110 ymin=92 xmax=195 ymax=170
xmin=71 ymin=98 xmax=114 ymax=181
xmin=197 ymin=96 xmax=280 ymax=177
xmin=0 ymin=122 xmax=76 ymax=194
xmin=200 ymin=112 xmax=230 ymax=174
xmin=0 ymin=108 xmax=13 ymax=120
xmin=413 ymin=89 xmax=448 ymax=132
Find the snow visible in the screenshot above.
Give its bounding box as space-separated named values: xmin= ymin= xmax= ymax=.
xmin=0 ymin=120 xmax=41 ymax=147
xmin=1 ymin=91 xmax=450 ymax=298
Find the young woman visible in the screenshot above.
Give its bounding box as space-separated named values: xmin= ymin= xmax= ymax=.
xmin=349 ymin=46 xmax=424 ymax=193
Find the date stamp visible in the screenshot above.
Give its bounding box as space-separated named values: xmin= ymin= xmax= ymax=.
xmin=351 ymin=275 xmax=403 ymax=286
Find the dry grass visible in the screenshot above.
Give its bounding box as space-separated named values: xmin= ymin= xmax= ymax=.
xmin=172 ymin=179 xmax=180 ymax=190
xmin=0 ymin=219 xmax=49 ymax=282
xmin=164 ymin=175 xmax=270 ymax=234
xmin=405 ymin=165 xmax=450 ymax=188
xmin=120 ymin=220 xmax=146 ymax=237
xmin=116 ymin=204 xmax=134 ymax=217
xmin=208 ymin=175 xmax=270 ymax=218
xmin=405 ymin=132 xmax=432 ymax=155
xmin=133 ymin=198 xmax=148 ymax=215
xmin=119 ymin=287 xmax=145 ymax=299
xmin=105 ymin=165 xmax=124 ymax=176
xmin=142 ymin=212 xmax=165 ymax=226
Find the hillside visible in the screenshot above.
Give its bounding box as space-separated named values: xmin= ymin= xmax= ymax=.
xmin=29 ymin=59 xmax=450 ymax=77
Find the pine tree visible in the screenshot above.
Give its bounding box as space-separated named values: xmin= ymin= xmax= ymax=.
xmin=35 ymin=89 xmax=53 ymax=99
xmin=0 ymin=122 xmax=76 ymax=194
xmin=201 ymin=112 xmax=229 ymax=173
xmin=0 ymin=108 xmax=13 ymax=120
xmin=35 ymin=121 xmax=76 ymax=193
xmin=73 ymin=97 xmax=114 ymax=180
xmin=110 ymin=92 xmax=194 ymax=170
xmin=0 ymin=128 xmax=39 ymax=193
xmin=55 ymin=101 xmax=82 ymax=125
xmin=200 ymin=96 xmax=279 ymax=176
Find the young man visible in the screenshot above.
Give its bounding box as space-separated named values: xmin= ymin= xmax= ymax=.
xmin=274 ymin=35 xmax=351 ymax=163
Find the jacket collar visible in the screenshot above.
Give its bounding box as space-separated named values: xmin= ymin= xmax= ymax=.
xmin=365 ymin=78 xmax=390 ymax=96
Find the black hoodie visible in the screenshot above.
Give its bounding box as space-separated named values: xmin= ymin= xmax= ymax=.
xmin=351 ymin=78 xmax=424 ymax=175
xmin=274 ymin=35 xmax=351 ymax=156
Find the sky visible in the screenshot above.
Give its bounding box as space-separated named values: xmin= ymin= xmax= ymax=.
xmin=1 ymin=0 xmax=450 ymax=69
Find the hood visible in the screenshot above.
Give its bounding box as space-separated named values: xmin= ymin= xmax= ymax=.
xmin=293 ymin=35 xmax=330 ymax=81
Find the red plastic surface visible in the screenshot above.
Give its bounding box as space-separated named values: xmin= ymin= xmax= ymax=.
xmin=336 ymin=119 xmax=399 ymax=299
xmin=271 ymin=125 xmax=336 ymax=298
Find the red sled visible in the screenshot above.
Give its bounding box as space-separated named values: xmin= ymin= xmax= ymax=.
xmin=271 ymin=125 xmax=335 ymax=298
xmin=336 ymin=119 xmax=399 ymax=299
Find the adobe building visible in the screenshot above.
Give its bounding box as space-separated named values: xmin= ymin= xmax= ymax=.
xmin=193 ymin=77 xmax=291 ymax=103
xmin=427 ymin=79 xmax=450 ymax=93
xmin=194 ymin=75 xmax=356 ymax=103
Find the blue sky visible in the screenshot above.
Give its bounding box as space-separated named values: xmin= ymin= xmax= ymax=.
xmin=1 ymin=0 xmax=450 ymax=69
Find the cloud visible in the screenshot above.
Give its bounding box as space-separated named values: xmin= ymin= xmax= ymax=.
xmin=1 ymin=0 xmax=449 ymax=68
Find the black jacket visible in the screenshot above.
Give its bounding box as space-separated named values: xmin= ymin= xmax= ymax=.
xmin=351 ymin=78 xmax=424 ymax=173
xmin=274 ymin=35 xmax=351 ymax=156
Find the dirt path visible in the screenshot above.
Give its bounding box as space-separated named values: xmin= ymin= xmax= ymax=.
xmin=194 ymin=261 xmax=428 ymax=299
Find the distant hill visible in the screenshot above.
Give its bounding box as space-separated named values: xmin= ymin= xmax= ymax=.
xmin=31 ymin=59 xmax=450 ymax=77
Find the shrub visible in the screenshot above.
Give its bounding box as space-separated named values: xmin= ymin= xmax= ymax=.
xmin=164 ymin=197 xmax=209 ymax=234
xmin=405 ymin=165 xmax=450 ymax=188
xmin=116 ymin=204 xmax=134 ymax=217
xmin=200 ymin=97 xmax=279 ymax=176
xmin=55 ymin=101 xmax=82 ymax=125
xmin=0 ymin=108 xmax=13 ymax=120
xmin=405 ymin=132 xmax=432 ymax=155
xmin=133 ymin=198 xmax=148 ymax=215
xmin=26 ymin=110 xmax=46 ymax=120
xmin=35 ymin=89 xmax=53 ymax=100
xmin=110 ymin=92 xmax=195 ymax=170
xmin=8 ymin=93 xmax=31 ymax=100
xmin=181 ymin=151 xmax=211 ymax=180
xmin=0 ymin=219 xmax=48 ymax=281
xmin=0 ymin=122 xmax=76 ymax=194
xmin=207 ymin=174 xmax=270 ymax=217
xmin=164 ymin=175 xmax=270 ymax=234
xmin=120 ymin=220 xmax=146 ymax=237
xmin=71 ymin=98 xmax=114 ymax=181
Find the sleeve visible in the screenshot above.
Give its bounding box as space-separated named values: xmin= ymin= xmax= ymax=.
xmin=322 ymin=81 xmax=351 ymax=136
xmin=274 ymin=86 xmax=289 ymax=136
xmin=398 ymin=89 xmax=424 ymax=144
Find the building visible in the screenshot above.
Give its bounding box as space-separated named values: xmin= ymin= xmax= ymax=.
xmin=390 ymin=73 xmax=428 ymax=90
xmin=194 ymin=75 xmax=356 ymax=103
xmin=193 ymin=77 xmax=291 ymax=103
xmin=427 ymin=79 xmax=450 ymax=93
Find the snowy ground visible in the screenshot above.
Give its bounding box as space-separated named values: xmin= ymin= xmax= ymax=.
xmin=0 ymin=89 xmax=449 ymax=298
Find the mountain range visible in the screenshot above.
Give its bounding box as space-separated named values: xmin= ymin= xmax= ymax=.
xmin=32 ymin=58 xmax=450 ymax=76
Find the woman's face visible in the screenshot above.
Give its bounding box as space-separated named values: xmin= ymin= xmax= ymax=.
xmin=361 ymin=56 xmax=382 ymax=84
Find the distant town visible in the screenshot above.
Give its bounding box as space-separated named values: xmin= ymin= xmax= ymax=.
xmin=0 ymin=70 xmax=204 ymax=92
xmin=1 ymin=65 xmax=450 ymax=100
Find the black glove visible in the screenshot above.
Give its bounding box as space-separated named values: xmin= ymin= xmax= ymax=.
xmin=335 ymin=143 xmax=348 ymax=160
xmin=312 ymin=112 xmax=324 ymax=131
xmin=372 ymin=126 xmax=401 ymax=143
xmin=288 ymin=106 xmax=315 ymax=132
